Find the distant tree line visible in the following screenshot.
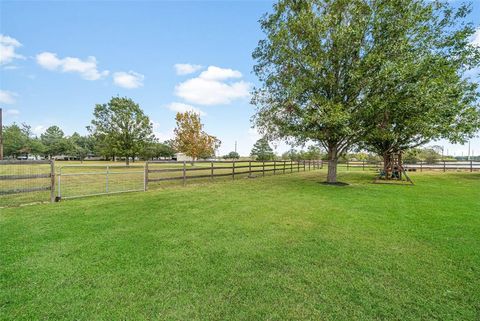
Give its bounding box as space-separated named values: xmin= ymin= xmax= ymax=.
xmin=1 ymin=122 xmax=176 ymax=162
xmin=2 ymin=97 xmax=222 ymax=165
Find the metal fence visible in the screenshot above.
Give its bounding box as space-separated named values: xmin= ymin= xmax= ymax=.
xmin=57 ymin=164 xmax=145 ymax=200
xmin=0 ymin=160 xmax=55 ymax=207
xmin=0 ymin=160 xmax=322 ymax=205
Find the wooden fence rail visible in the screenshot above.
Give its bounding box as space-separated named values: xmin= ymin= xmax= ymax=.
xmin=339 ymin=160 xmax=480 ymax=172
xmin=0 ymin=159 xmax=55 ymax=203
xmin=145 ymin=160 xmax=323 ymax=189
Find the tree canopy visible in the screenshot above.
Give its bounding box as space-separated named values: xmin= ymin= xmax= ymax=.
xmin=89 ymin=97 xmax=155 ymax=165
xmin=252 ymin=0 xmax=480 ymax=182
xmin=250 ymin=137 xmax=275 ymax=161
xmin=173 ymin=111 xmax=221 ymax=160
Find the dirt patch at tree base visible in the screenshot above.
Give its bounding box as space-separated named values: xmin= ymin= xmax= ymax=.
xmin=319 ymin=181 xmax=350 ymax=186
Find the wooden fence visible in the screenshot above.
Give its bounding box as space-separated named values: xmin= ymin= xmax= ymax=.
xmin=145 ymin=160 xmax=323 ymax=189
xmin=339 ymin=160 xmax=480 ymax=172
xmin=0 ymin=160 xmax=55 ymax=205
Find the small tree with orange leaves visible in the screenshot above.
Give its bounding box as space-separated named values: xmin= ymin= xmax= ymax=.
xmin=173 ymin=111 xmax=221 ymax=161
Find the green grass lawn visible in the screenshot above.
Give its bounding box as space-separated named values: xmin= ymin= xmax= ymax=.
xmin=1 ymin=171 xmax=479 ymax=320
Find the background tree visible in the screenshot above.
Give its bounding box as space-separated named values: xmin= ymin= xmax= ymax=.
xmin=173 ymin=111 xmax=221 ymax=161
xmin=68 ymin=132 xmax=93 ymax=162
xmin=89 ymin=97 xmax=155 ymax=165
xmin=2 ymin=124 xmax=29 ymax=158
xmin=250 ymin=137 xmax=274 ymax=161
xmin=41 ymin=126 xmax=69 ymax=158
xmin=223 ymin=151 xmax=240 ymax=160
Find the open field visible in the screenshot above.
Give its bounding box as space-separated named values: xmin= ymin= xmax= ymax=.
xmin=1 ymin=171 xmax=479 ymax=320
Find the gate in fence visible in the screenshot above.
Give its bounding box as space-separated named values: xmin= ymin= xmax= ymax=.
xmin=57 ymin=164 xmax=145 ymax=200
xmin=0 ymin=160 xmax=55 ymax=207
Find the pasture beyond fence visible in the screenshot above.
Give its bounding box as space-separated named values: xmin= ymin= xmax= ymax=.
xmin=0 ymin=160 xmax=322 ymax=207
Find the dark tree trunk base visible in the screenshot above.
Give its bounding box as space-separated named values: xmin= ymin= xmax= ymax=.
xmin=319 ymin=181 xmax=349 ymax=186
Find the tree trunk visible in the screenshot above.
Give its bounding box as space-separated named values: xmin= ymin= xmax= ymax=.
xmin=326 ymin=147 xmax=338 ymax=183
xmin=126 ymin=156 xmax=130 ymax=166
xmin=383 ymin=153 xmax=390 ymax=179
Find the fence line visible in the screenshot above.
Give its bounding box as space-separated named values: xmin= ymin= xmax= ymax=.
xmin=339 ymin=160 xmax=480 ymax=172
xmin=0 ymin=159 xmax=55 ymax=205
xmin=146 ymin=160 xmax=323 ymax=188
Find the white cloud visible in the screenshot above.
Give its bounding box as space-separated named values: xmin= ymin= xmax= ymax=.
xmin=113 ymin=71 xmax=144 ymax=89
xmin=166 ymin=102 xmax=206 ymax=116
xmin=36 ymin=52 xmax=109 ymax=80
xmin=0 ymin=35 xmax=25 ymax=65
xmin=248 ymin=127 xmax=261 ymax=142
xmin=152 ymin=121 xmax=174 ymax=142
xmin=471 ymin=27 xmax=480 ymax=47
xmin=175 ymin=66 xmax=250 ymax=105
xmin=198 ymin=66 xmax=242 ymax=81
xmin=174 ymin=63 xmax=203 ymax=75
xmin=32 ymin=125 xmax=47 ymax=136
xmin=4 ymin=109 xmax=20 ymax=117
xmin=0 ymin=90 xmax=18 ymax=104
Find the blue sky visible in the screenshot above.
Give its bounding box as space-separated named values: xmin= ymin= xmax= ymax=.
xmin=1 ymin=0 xmax=479 ymax=157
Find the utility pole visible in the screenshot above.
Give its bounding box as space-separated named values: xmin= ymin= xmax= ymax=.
xmin=234 ymin=140 xmax=237 ymax=153
xmin=0 ymin=108 xmax=3 ymax=160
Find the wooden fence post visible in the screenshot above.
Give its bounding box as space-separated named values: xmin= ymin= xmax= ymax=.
xmin=182 ymin=161 xmax=186 ymax=186
xmin=283 ymin=161 xmax=286 ymax=174
xmin=263 ymin=161 xmax=265 ymax=177
xmin=290 ymin=160 xmax=293 ymax=173
xmin=471 ymin=160 xmax=473 ymax=172
xmin=362 ymin=161 xmax=365 ymax=171
xmin=211 ymin=161 xmax=214 ymax=179
xmin=443 ymin=160 xmax=446 ymax=172
xmin=303 ymin=160 xmax=306 ymax=171
xmin=106 ymin=165 xmax=109 ymax=193
xmin=273 ymin=161 xmax=276 ymax=175
xmin=249 ymin=160 xmax=252 ymax=177
xmin=420 ymin=161 xmax=423 ymax=172
xmin=233 ymin=161 xmax=236 ymax=180
xmin=144 ymin=162 xmax=148 ymax=191
xmin=50 ymin=159 xmax=55 ymax=203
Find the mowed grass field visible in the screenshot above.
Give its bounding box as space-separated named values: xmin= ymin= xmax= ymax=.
xmin=1 ymin=170 xmax=479 ymax=320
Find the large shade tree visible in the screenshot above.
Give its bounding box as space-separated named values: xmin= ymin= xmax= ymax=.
xmin=89 ymin=97 xmax=155 ymax=165
xmin=252 ymin=0 xmax=480 ymax=183
xmin=360 ymin=3 xmax=480 ymax=171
